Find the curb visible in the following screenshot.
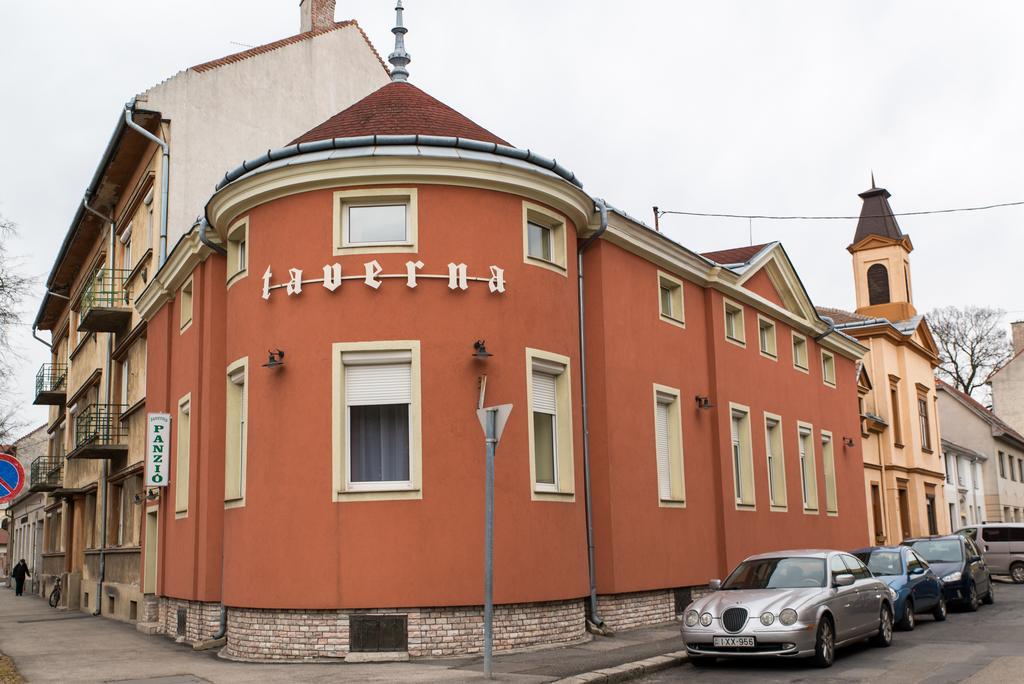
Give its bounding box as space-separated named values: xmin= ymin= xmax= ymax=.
xmin=553 ymin=650 xmax=688 ymax=683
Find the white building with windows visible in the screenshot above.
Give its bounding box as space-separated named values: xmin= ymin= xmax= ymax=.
xmin=942 ymin=438 xmax=987 ymax=530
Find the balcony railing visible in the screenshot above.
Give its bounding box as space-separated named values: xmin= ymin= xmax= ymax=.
xmin=33 ymin=363 xmax=68 ymax=405
xmin=79 ymin=268 xmax=133 ymax=332
xmin=29 ymin=456 xmax=63 ymax=492
xmin=69 ymin=403 xmax=128 ymax=459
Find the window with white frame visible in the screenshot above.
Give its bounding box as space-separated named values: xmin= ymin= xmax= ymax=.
xmin=658 ymin=272 xmax=684 ymax=326
xmin=724 ymin=300 xmax=745 ymax=345
xmin=345 ymin=352 xmax=413 ymax=488
xmin=822 ymin=432 xmax=837 ymax=514
xmin=758 ymin=317 xmax=777 ymax=358
xmin=654 ymin=387 xmax=685 ymax=504
xmin=821 ymin=350 xmax=836 ymax=387
xmin=527 ymin=350 xmax=574 ymax=498
xmin=798 ymin=425 xmax=818 ymax=511
xmin=179 ymin=278 xmax=193 ymax=332
xmin=120 ymin=223 xmax=133 ymax=272
xmin=334 ymin=188 xmax=418 ymax=255
xmin=226 ymin=218 xmax=248 ymax=283
xmin=175 ymin=396 xmax=191 ymax=515
xmin=765 ymin=415 xmax=786 ymax=508
xmin=522 ymin=202 xmax=567 ymax=272
xmin=532 ymin=367 xmax=559 ymax=490
xmin=792 ymin=333 xmax=809 ymax=371
xmin=527 ymin=221 xmax=553 ymax=262
xmin=225 ymin=360 xmax=248 ymax=503
xmin=730 ymin=405 xmax=755 ymax=506
xmin=119 ymin=357 xmax=130 ymax=405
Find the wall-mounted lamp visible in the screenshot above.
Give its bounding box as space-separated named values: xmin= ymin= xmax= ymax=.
xmin=842 ymin=437 xmax=856 ymax=448
xmin=262 ymin=349 xmax=286 ymax=369
xmin=133 ymin=488 xmax=161 ymax=505
xmin=473 ymin=340 xmax=493 ymax=360
xmin=695 ymin=395 xmax=714 ymax=410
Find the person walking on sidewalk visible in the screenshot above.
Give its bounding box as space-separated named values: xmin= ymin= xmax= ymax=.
xmin=11 ymin=560 xmax=29 ymax=597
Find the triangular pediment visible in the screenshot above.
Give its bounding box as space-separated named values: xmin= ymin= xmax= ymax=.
xmin=847 ymin=233 xmax=914 ymax=254
xmin=910 ymin=317 xmax=939 ymax=358
xmin=736 ymin=244 xmax=821 ymax=326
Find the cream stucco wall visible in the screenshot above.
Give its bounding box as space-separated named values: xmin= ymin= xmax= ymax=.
xmin=852 ymin=242 xmax=913 ymax=312
xmin=992 ymin=354 xmax=1024 ymax=436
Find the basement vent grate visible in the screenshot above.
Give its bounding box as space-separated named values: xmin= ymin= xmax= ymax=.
xmin=350 ymin=614 xmax=408 ymax=652
xmin=176 ymin=608 xmax=187 ymax=637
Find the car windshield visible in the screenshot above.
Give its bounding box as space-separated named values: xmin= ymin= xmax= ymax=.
xmin=909 ymin=540 xmax=963 ymax=563
xmin=721 ymin=557 xmax=826 ymax=590
xmin=854 ymin=551 xmax=902 ymax=576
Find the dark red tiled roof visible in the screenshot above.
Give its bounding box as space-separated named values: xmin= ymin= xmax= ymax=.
xmin=816 ymin=306 xmax=871 ymax=325
xmin=191 ymin=21 xmax=387 ymax=74
xmin=700 ymin=243 xmax=772 ymax=265
xmin=290 ymin=81 xmax=510 ymax=146
xmin=936 ymin=378 xmax=1024 ymax=445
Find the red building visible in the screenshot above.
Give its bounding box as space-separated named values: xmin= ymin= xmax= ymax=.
xmin=133 ymin=9 xmax=869 ymax=660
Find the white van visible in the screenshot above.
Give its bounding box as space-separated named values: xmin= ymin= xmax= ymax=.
xmin=957 ymin=523 xmax=1024 ymax=583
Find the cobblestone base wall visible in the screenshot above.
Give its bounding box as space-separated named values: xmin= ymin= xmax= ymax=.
xmin=596 ymin=589 xmax=676 ymax=632
xmin=157 ymin=597 xmax=221 ymax=643
xmin=142 ymin=594 xmax=159 ymax=623
xmin=222 ymin=598 xmax=587 ymax=661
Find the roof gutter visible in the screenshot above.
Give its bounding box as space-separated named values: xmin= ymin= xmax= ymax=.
xmin=124 ymin=101 xmax=170 ymax=266
xmin=577 ymin=198 xmax=608 ymax=631
xmin=198 ymin=217 xmax=226 ymax=256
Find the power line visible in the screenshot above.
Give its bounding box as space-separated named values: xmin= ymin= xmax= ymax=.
xmin=656 ymin=199 xmax=1024 ymax=221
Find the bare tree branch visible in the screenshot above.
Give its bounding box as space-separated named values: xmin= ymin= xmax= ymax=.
xmin=927 ymin=305 xmax=1013 ymax=402
xmin=0 ymin=214 xmax=34 ymax=443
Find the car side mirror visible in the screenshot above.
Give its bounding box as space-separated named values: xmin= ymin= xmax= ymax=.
xmin=834 ymin=573 xmax=855 ymax=588
xmin=709 ymin=579 xmax=722 ymax=591
xmin=909 ymin=567 xmax=925 ymax=576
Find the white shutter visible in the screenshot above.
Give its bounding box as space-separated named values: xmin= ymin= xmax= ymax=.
xmin=532 ymin=371 xmax=557 ymax=414
xmin=655 ymin=401 xmax=671 ymax=499
xmin=346 ymin=363 xmax=411 ymax=405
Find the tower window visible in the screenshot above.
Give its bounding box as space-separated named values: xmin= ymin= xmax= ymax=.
xmin=867 ymin=263 xmax=890 ymax=305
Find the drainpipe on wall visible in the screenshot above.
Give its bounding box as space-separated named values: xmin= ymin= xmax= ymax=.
xmin=577 ymin=198 xmax=609 ymax=632
xmin=124 ymin=102 xmax=170 ymax=266
xmin=83 ymin=197 xmax=115 ymax=617
xmin=198 ymin=217 xmax=227 ymax=256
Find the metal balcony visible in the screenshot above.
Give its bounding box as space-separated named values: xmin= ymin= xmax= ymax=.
xmin=67 ymin=403 xmax=128 ymax=460
xmin=28 ymin=456 xmax=63 ymax=492
xmin=34 ymin=363 xmax=68 ymax=405
xmin=78 ymin=268 xmax=133 ymax=332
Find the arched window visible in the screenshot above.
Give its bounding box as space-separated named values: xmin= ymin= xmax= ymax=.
xmin=867 ymin=263 xmax=890 ymax=305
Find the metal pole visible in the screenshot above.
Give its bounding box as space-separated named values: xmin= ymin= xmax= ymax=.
xmin=483 ymin=407 xmax=496 ymax=679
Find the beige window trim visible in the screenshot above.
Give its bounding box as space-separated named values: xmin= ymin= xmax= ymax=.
xmin=764 ymin=412 xmax=787 ymax=510
xmin=797 ymin=421 xmax=819 ymax=513
xmin=729 ymin=402 xmax=755 ymax=509
xmin=822 ymin=430 xmax=838 ymax=515
xmin=526 ymin=348 xmax=575 ymax=501
xmin=522 ymin=201 xmax=568 ymax=275
xmin=792 ymin=332 xmax=809 ymax=373
xmin=757 ymin=315 xmax=777 ymax=360
xmin=331 ymin=340 xmax=422 ymax=502
xmin=657 ymin=271 xmax=685 ymax=328
xmin=224 ymin=357 xmax=249 ymax=508
xmin=175 ymin=393 xmax=191 ymax=517
xmin=179 ymin=277 xmax=193 ymax=333
xmin=653 ymin=384 xmax=686 ymax=507
xmin=821 ymin=350 xmax=837 ymax=388
xmin=226 ymin=217 xmax=249 ymax=289
xmin=723 ymin=299 xmax=746 ymax=347
xmin=333 ymin=188 xmax=419 ymax=256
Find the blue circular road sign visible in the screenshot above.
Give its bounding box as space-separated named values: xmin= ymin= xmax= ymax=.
xmin=0 ymin=453 xmax=26 ymax=504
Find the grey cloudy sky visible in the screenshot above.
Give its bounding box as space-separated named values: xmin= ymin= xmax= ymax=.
xmin=1 ymin=0 xmax=1022 ymax=431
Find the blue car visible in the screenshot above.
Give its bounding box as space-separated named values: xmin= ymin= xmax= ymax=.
xmin=902 ymin=535 xmax=994 ymax=611
xmin=853 ymin=546 xmax=946 ymax=630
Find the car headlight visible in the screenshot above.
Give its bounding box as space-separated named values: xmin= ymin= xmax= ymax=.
xmin=699 ymin=612 xmax=713 ymax=627
xmin=759 ymin=612 xmax=775 ymax=626
xmin=889 ymin=587 xmax=898 ymax=600
xmin=779 ymin=608 xmax=798 ymax=626
xmin=684 ymin=610 xmax=699 ymax=627
xmin=942 ymin=571 xmax=962 ymax=583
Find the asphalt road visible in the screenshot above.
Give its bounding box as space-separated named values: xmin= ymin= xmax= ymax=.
xmin=640 ymin=578 xmax=1024 ymax=683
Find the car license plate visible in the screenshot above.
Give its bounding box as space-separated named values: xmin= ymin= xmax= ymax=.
xmin=713 ymin=636 xmax=755 ymax=648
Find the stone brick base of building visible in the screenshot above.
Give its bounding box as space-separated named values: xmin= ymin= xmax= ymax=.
xmin=157 ymin=597 xmax=221 ymax=643
xmin=596 ymin=589 xmax=676 ymax=632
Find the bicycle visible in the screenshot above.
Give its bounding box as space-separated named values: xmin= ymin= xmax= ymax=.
xmin=48 ymin=576 xmax=62 ymax=608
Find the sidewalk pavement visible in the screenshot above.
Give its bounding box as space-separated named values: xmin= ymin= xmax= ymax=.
xmin=0 ymin=588 xmax=687 ymax=683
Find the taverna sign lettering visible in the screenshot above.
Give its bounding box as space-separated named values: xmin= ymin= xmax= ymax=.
xmin=261 ymin=261 xmax=506 ymax=300
xmin=146 ymin=413 xmax=171 ymax=488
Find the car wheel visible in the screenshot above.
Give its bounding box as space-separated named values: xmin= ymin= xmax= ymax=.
xmin=897 ymin=599 xmax=915 ymax=631
xmin=932 ymin=596 xmax=947 ymax=622
xmin=690 ymin=656 xmax=716 ymax=667
xmin=965 ymin=582 xmax=980 ymax=612
xmin=1011 ymin=562 xmax=1024 ymax=584
xmin=811 ymin=617 xmax=835 ymax=668
xmin=982 ymin=581 xmax=995 ymax=605
xmin=871 ymin=604 xmax=893 ymax=648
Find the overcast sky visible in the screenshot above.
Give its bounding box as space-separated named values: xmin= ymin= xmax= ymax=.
xmin=1 ymin=1 xmax=1022 ymax=432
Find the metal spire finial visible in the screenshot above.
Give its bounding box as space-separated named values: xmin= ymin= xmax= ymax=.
xmin=870 ymin=171 xmax=876 ymax=189
xmin=388 ymin=0 xmax=411 ymax=82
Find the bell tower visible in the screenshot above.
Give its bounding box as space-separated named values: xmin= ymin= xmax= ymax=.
xmin=848 ymin=178 xmax=916 ymax=321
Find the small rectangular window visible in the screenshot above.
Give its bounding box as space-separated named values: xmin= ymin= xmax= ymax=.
xmin=792 ymin=333 xmax=808 ymax=371
xmin=822 ymin=432 xmax=837 ymax=514
xmin=764 ymin=415 xmax=786 ymax=508
xmin=175 ymin=396 xmax=191 ymax=515
xmin=348 ymin=204 xmax=408 ymax=245
xmin=890 ymin=379 xmax=903 ymax=446
xmin=657 ymin=272 xmax=685 ymax=327
xmin=532 ymin=370 xmax=558 ymax=490
xmin=730 ymin=405 xmax=754 ymax=507
xmin=345 ymin=356 xmax=412 ymax=487
xmin=527 ymin=350 xmax=574 ymax=498
xmin=225 ymin=360 xmax=248 ymax=504
xmin=179 ymin=278 xmax=193 ymax=332
xmin=654 ymin=386 xmax=685 ymax=505
xmin=758 ymin=317 xmax=777 ymax=358
xmin=821 ymin=351 xmax=836 ymax=387
xmin=522 ymin=202 xmax=567 ymax=272
xmin=527 ymin=221 xmax=553 ymax=262
xmin=724 ymin=300 xmax=745 ymax=346
xmin=119 ymin=358 xmax=130 ymax=405
xmin=798 ymin=424 xmax=818 ymax=512
xmin=999 ymin=451 xmax=1006 ymax=478
xmin=918 ymin=393 xmax=932 ymax=451
xmin=334 ymin=189 xmax=418 ymax=255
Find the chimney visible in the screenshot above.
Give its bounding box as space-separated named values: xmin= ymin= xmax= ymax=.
xmin=1012 ymin=321 xmax=1024 ymax=355
xmin=300 ymin=0 xmax=336 ymax=33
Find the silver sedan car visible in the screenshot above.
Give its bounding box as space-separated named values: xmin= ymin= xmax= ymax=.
xmin=681 ymin=550 xmax=896 ymax=668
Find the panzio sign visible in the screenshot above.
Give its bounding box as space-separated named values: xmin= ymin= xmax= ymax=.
xmin=146 ymin=413 xmax=172 ymax=487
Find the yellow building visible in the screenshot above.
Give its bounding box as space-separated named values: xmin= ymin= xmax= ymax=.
xmin=818 ymin=181 xmax=947 ymax=543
